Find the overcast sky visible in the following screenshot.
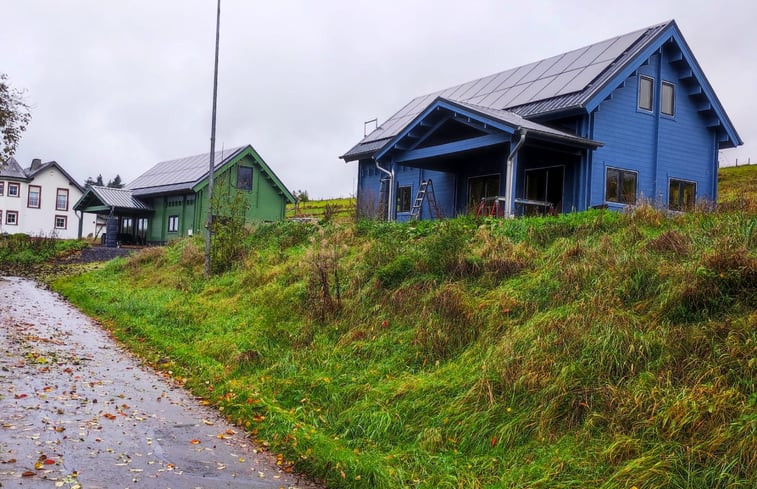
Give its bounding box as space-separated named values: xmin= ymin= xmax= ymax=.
xmin=3 ymin=0 xmax=755 ymax=199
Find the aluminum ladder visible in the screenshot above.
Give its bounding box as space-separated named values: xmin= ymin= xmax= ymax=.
xmin=410 ymin=179 xmax=443 ymax=220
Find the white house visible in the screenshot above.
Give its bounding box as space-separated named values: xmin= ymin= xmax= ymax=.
xmin=0 ymin=157 xmax=98 ymax=239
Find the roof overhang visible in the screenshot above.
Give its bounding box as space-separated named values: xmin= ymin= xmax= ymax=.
xmin=374 ymin=97 xmax=601 ymax=164
xmin=73 ymin=186 xmax=153 ymax=215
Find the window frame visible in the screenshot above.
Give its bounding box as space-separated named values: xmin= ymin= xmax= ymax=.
xmin=54 ymin=215 xmax=68 ymax=229
xmin=638 ymin=75 xmax=654 ymax=112
xmin=237 ymin=166 xmax=253 ymax=191
xmin=668 ymin=178 xmax=696 ymax=211
xmin=396 ymin=185 xmax=412 ymax=213
xmin=6 ymin=210 xmax=18 ymax=225
xmin=27 ymin=185 xmax=42 ymax=208
xmin=56 ymin=188 xmax=69 ymax=211
xmin=168 ymin=215 xmax=179 ymax=233
xmin=0 ymin=182 xmax=4 ymax=196
xmin=661 ymin=81 xmax=675 ymax=116
xmin=8 ymin=182 xmax=20 ymax=197
xmin=604 ymin=166 xmax=638 ymax=205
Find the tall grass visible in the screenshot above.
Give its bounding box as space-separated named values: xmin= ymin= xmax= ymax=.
xmin=53 ymin=168 xmax=756 ymax=488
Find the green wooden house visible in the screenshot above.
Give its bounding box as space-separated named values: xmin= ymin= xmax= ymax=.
xmin=74 ymin=145 xmax=294 ymax=246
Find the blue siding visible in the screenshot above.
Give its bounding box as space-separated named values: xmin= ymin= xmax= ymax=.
xmin=590 ymin=51 xmax=717 ymax=208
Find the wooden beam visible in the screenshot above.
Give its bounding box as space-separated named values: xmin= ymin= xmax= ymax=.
xmin=395 ymin=133 xmax=508 ymax=163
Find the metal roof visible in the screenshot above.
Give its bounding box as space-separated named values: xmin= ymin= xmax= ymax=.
xmin=0 ymin=157 xmax=30 ymax=180
xmin=343 ymin=21 xmax=671 ymax=160
xmin=126 ymin=146 xmax=246 ymax=191
xmin=86 ymin=186 xmax=152 ymax=211
xmin=25 ymin=161 xmax=85 ymax=192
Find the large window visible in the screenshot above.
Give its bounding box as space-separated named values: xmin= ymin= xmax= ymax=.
xmin=27 ymin=185 xmax=41 ymax=208
xmin=56 ymin=188 xmax=69 ymax=211
xmin=55 ymin=215 xmax=67 ymax=229
xmin=661 ymin=81 xmax=675 ymax=116
xmin=468 ymin=174 xmax=500 ymax=209
xmin=8 ymin=182 xmax=20 ymax=197
xmin=396 ymin=185 xmax=411 ymax=213
xmin=669 ymin=178 xmax=696 ymax=211
xmin=638 ymin=75 xmax=654 ymax=111
xmin=605 ymin=167 xmax=637 ymax=205
xmin=168 ymin=215 xmax=179 ymax=233
xmin=237 ymin=166 xmax=253 ymax=190
xmin=6 ymin=210 xmax=18 ymax=225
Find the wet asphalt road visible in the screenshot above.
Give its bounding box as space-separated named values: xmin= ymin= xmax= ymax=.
xmin=0 ymin=277 xmax=320 ymax=489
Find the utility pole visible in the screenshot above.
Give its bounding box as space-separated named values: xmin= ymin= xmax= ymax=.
xmin=204 ymin=0 xmax=221 ymax=277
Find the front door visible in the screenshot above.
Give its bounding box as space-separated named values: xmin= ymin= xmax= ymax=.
xmin=525 ymin=166 xmax=564 ymax=213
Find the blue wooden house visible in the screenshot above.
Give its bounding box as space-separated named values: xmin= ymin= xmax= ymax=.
xmin=341 ymin=20 xmax=742 ymax=220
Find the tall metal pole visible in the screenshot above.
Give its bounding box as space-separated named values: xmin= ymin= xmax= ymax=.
xmin=204 ymin=0 xmax=221 ymax=277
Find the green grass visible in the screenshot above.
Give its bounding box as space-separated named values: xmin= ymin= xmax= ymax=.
xmin=51 ymin=171 xmax=756 ymax=488
xmin=0 ymin=233 xmax=87 ymax=265
xmin=286 ymin=197 xmax=355 ymax=221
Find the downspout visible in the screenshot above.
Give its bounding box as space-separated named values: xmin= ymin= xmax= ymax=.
xmin=76 ymin=209 xmax=83 ymax=239
xmin=374 ymin=158 xmax=395 ymax=221
xmin=504 ymin=129 xmax=527 ymax=218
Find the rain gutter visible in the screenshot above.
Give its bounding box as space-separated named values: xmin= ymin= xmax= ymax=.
xmin=374 ymin=158 xmax=395 ymax=221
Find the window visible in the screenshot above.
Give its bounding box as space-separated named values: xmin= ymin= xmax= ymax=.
xmin=605 ymin=167 xmax=638 ymax=205
xmin=669 ymin=179 xmax=696 ymax=211
xmin=6 ymin=210 xmax=18 ymax=225
xmin=27 ymin=185 xmax=41 ymax=208
xmin=468 ymin=174 xmax=500 ymax=208
xmin=55 ymin=215 xmax=67 ymax=229
xmin=8 ymin=182 xmax=20 ymax=197
xmin=120 ymin=217 xmax=133 ymax=235
xmin=661 ymin=81 xmax=675 ymax=116
xmin=638 ymin=75 xmax=654 ymax=111
xmin=396 ymin=185 xmax=411 ymax=213
xmin=0 ymin=182 xmax=4 ymax=196
xmin=56 ymin=188 xmax=69 ymax=211
xmin=237 ymin=166 xmax=253 ymax=190
xmin=168 ymin=215 xmax=179 ymax=232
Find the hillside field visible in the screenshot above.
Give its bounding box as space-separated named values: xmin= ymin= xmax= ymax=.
xmin=53 ymin=166 xmax=756 ymax=488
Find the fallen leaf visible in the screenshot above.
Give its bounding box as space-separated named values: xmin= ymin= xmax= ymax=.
xmin=190 ymin=439 xmax=201 ymax=445
xmin=44 ymin=459 xmax=56 ymax=465
xmin=103 ymin=413 xmax=117 ymax=420
xmin=14 ymin=393 xmax=28 ymax=399
xmin=22 ymin=470 xmax=35 ymax=477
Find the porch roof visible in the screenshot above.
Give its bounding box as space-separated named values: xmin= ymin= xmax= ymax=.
xmin=374 ymin=97 xmax=601 ymax=164
xmin=74 ymin=186 xmax=152 ymax=215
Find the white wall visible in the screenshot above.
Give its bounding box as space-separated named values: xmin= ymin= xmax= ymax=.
xmin=0 ymin=167 xmax=97 ymax=239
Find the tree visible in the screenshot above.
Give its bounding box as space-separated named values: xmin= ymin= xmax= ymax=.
xmin=294 ymin=189 xmax=309 ymax=203
xmin=107 ymin=174 xmax=124 ymax=188
xmin=84 ymin=174 xmax=105 ymax=188
xmin=0 ymin=73 xmax=32 ymax=163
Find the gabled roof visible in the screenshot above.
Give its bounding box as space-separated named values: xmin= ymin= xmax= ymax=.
xmin=0 ymin=157 xmax=30 ymax=180
xmin=127 ymin=145 xmax=247 ymax=194
xmin=342 ymin=19 xmax=741 ymax=161
xmin=74 ymin=186 xmax=152 ymax=213
xmin=375 ymin=97 xmax=601 ymax=164
xmin=126 ymin=145 xmax=294 ymax=203
xmin=25 ymin=160 xmax=85 ymax=192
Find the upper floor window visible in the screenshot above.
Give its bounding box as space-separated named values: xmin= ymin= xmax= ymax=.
xmin=669 ymin=178 xmax=696 ymax=211
xmin=8 ymin=182 xmax=20 ymax=197
xmin=661 ymin=81 xmax=675 ymax=116
xmin=0 ymin=182 xmax=4 ymax=196
xmin=56 ymin=188 xmax=69 ymax=211
xmin=605 ymin=167 xmax=637 ymax=205
xmin=638 ymin=75 xmax=654 ymax=111
xmin=28 ymin=185 xmax=41 ymax=208
xmin=396 ymin=185 xmax=411 ymax=213
xmin=237 ymin=166 xmax=253 ymax=190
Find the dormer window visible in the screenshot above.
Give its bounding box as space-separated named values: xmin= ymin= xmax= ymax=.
xmin=638 ymin=76 xmax=654 ymax=111
xmin=661 ymin=81 xmax=675 ymax=116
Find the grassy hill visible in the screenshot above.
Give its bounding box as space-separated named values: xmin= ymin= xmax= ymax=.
xmin=53 ymin=167 xmax=755 ymax=488
xmin=286 ymin=197 xmax=356 ymax=222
